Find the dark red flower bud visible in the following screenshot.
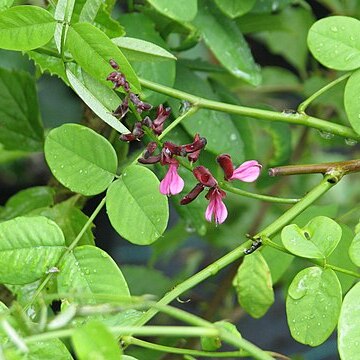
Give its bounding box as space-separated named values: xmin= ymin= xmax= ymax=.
xmin=132 ymin=122 xmax=144 ymax=139
xmin=138 ymin=154 xmax=161 ymax=164
xmin=193 ymin=166 xmax=217 ymax=187
xmin=142 ymin=116 xmax=153 ymax=128
xmin=120 ymin=133 xmax=136 ymax=142
xmin=106 ymin=71 xmax=130 ymax=91
xmin=180 ymin=183 xmax=205 ymax=205
xmin=163 ymin=142 xmax=186 ymax=157
xmin=216 ymin=154 xmax=234 ymax=180
xmin=109 ymin=59 xmax=119 ymax=70
xmin=129 ymin=93 xmax=152 ymax=113
xmin=180 ymin=134 xmax=207 ymax=163
xmin=112 ymin=97 xmax=129 ymax=119
xmin=143 ymin=141 xmax=158 ymax=159
xmin=152 ymin=104 xmax=171 ymax=135
xmin=205 ymin=186 xmax=226 ymax=200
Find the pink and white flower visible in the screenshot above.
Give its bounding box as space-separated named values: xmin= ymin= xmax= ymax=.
xmin=205 ymin=187 xmax=228 ymax=225
xmin=159 ymin=160 xmax=184 ymax=196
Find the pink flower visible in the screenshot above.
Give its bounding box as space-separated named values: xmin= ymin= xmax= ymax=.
xmin=230 ymin=160 xmax=262 ymax=182
xmin=205 ymin=187 xmax=228 ymax=225
xmin=159 ymin=161 xmax=184 ymax=196
xmin=217 ymin=155 xmax=261 ymax=182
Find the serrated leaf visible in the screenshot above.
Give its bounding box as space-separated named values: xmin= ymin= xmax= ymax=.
xmin=338 ymin=281 xmax=360 ymax=360
xmin=286 ymin=267 xmax=342 ymax=346
xmin=44 ymin=124 xmax=118 ymax=196
xmin=112 ymin=37 xmax=176 ymax=61
xmin=0 ymin=67 xmax=44 ymax=152
xmin=106 ymin=166 xmax=169 ymax=245
xmin=344 ymin=69 xmax=360 ymax=135
xmin=66 ymin=68 xmax=128 ymax=133
xmin=349 ymin=231 xmax=360 ymax=266
xmin=66 ymin=22 xmax=140 ymax=93
xmin=146 ymin=0 xmax=197 ymax=22
xmin=0 ymin=186 xmax=54 ymax=221
xmin=168 ymin=65 xmax=245 ymax=164
xmin=281 ymin=216 xmax=342 ymax=259
xmin=72 ymin=320 xmax=122 ymax=360
xmin=57 ymin=245 xmax=130 ymax=304
xmin=0 ymin=216 xmax=65 ymax=285
xmin=214 ymin=0 xmax=256 ymax=18
xmin=192 ymin=3 xmax=260 ymax=85
xmin=0 ymin=6 xmax=56 ymax=51
xmin=233 ymin=252 xmax=274 ymax=318
xmin=308 ymin=16 xmax=360 ymax=71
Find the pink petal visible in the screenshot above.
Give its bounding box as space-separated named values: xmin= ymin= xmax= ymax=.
xmin=205 ymin=189 xmax=228 ymax=224
xmin=159 ymin=163 xmax=184 ymax=196
xmin=215 ymin=197 xmax=228 ymax=224
xmin=205 ymin=199 xmax=215 ymax=222
xmin=229 ymin=160 xmax=262 ymax=182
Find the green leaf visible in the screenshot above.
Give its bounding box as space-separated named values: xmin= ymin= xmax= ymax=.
xmin=168 ymin=65 xmax=245 ymax=164
xmin=338 ymin=281 xmax=360 ymax=360
xmin=54 ymin=0 xmax=75 ymax=52
xmin=214 ymin=0 xmax=256 ymax=18
xmin=27 ymin=50 xmax=68 ymax=84
xmin=66 ymin=68 xmax=129 ymax=133
xmin=251 ymin=0 xmax=292 ymax=13
xmin=0 ymin=6 xmax=56 ymax=51
xmin=0 ymin=67 xmax=44 ymax=152
xmin=119 ymin=13 xmax=176 ymax=105
xmin=72 ymin=320 xmax=122 ymax=360
xmin=327 ymin=224 xmax=357 ymax=293
xmin=0 ymin=186 xmax=54 ymax=221
xmin=106 ymin=165 xmax=169 ymax=245
xmin=233 ymin=252 xmax=274 ymax=318
xmin=79 ymin=0 xmax=103 ymax=23
xmin=93 ymin=5 xmax=125 ymax=38
xmin=44 ymin=124 xmax=118 ymax=196
xmin=192 ymin=3 xmax=261 ymax=85
xmin=281 ymin=216 xmax=342 ymax=259
xmin=0 ymin=216 xmax=65 ymax=285
xmin=286 ymin=267 xmax=342 ymax=346
xmin=57 ymin=245 xmax=130 ymax=304
xmin=349 ymin=231 xmax=360 ymax=266
xmin=308 ymin=16 xmax=360 ymax=71
xmin=66 ymin=22 xmax=140 ymax=93
xmin=32 ymin=198 xmax=94 ymax=247
xmin=0 ymin=0 xmax=14 ymax=10
xmin=146 ymin=0 xmax=197 ymax=22
xmin=4 ymin=339 xmax=73 ymax=359
xmin=112 ymin=37 xmax=176 ymax=62
xmin=344 ymin=69 xmax=360 ymax=135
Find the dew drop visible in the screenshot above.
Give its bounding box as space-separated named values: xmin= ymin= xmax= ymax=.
xmin=330 ymin=26 xmax=338 ymax=32
xmin=318 ymin=130 xmax=334 ymax=139
xmin=230 ymin=134 xmax=237 ymax=141
xmin=79 ymin=169 xmax=83 ymax=174
xmin=345 ymin=138 xmax=358 ymax=146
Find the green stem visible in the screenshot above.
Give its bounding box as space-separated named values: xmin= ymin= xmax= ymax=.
xmin=24 ymin=197 xmax=107 ymax=311
xmin=139 ymin=78 xmax=360 ymax=141
xmin=125 ymin=337 xmax=245 ymax=358
xmin=159 ymin=106 xmax=199 ymax=141
xmin=298 ymin=73 xmax=351 ymax=113
xmin=135 ymin=175 xmax=337 ymax=329
xmin=221 ymin=183 xmax=300 ymax=204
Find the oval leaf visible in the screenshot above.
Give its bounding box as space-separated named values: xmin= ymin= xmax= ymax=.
xmin=0 ymin=216 xmax=65 ymax=285
xmin=66 ymin=22 xmax=140 ymax=93
xmin=344 ymin=69 xmax=360 ymax=135
xmin=214 ymin=0 xmax=256 ymax=18
xmin=281 ymin=216 xmax=342 ymax=259
xmin=232 ymin=252 xmax=274 ymax=318
xmin=57 ymin=245 xmax=130 ymax=303
xmin=0 ymin=6 xmax=56 ymax=51
xmin=349 ymin=231 xmax=360 ymax=266
xmin=338 ymin=282 xmax=360 ymax=360
xmin=286 ymin=267 xmax=342 ymax=346
xmin=106 ymin=166 xmax=169 ymax=245
xmin=192 ymin=4 xmax=261 ymax=85
xmin=44 ymin=124 xmax=117 ymax=196
xmin=307 ymin=16 xmax=360 ymax=71
xmin=72 ymin=320 xmax=122 ymax=360
xmin=112 ymin=37 xmax=176 ymax=61
xmin=146 ymin=0 xmax=197 ymax=22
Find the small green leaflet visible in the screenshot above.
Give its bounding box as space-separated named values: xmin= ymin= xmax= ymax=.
xmin=344 ymin=69 xmax=360 ymax=136
xmin=146 ymin=0 xmax=197 ymax=22
xmin=349 ymin=231 xmax=360 ymax=266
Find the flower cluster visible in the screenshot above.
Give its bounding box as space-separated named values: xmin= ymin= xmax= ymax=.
xmin=106 ymin=61 xmax=262 ymax=225
xmin=138 ymin=135 xmax=207 ymax=196
xmin=180 ymin=156 xmax=262 ymax=225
